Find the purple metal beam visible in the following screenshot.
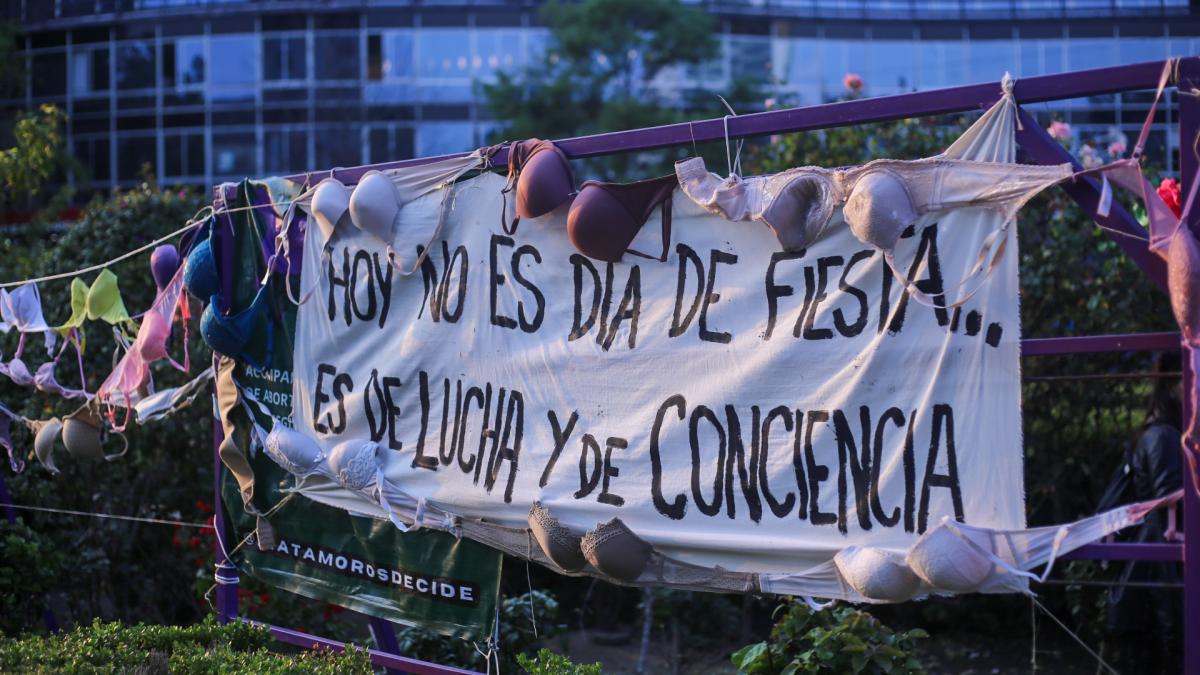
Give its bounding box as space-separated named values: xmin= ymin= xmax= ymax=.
xmin=285 ymin=58 xmax=1190 ymax=185
xmin=1177 ymin=56 xmax=1200 ymax=675
xmin=1060 ymin=542 xmax=1183 ymax=562
xmin=1019 ymin=331 xmax=1180 ymax=356
xmin=283 ymin=58 xmax=1190 ymax=182
xmin=242 ymin=619 xmax=481 ymax=675
xmin=1015 ymin=108 xmax=1169 ymax=291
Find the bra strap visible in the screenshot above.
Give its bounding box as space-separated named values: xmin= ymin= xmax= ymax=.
xmin=625 ymin=195 xmax=673 ymax=263
xmin=1131 ymin=58 xmax=1177 ymax=161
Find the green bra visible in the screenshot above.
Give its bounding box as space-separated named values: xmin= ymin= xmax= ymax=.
xmin=57 ymin=269 xmax=134 ymax=332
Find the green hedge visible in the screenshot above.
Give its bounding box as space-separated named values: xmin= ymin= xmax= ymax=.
xmin=0 ymin=618 xmax=372 ymax=674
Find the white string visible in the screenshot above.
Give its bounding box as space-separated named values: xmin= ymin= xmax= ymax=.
xmin=0 ymin=207 xmax=212 ymax=289
xmin=0 ymin=192 xmax=305 ymax=290
xmin=5 ymin=502 xmax=212 ymax=529
xmin=1030 ymin=596 xmax=1117 ymax=675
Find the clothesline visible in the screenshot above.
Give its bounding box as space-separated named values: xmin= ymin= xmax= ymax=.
xmin=0 ymin=218 xmax=201 ymax=289
xmin=0 ymin=198 xmax=294 ymax=290
xmin=5 ymin=502 xmax=213 ymax=529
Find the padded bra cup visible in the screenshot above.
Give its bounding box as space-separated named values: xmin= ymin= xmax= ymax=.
xmin=266 ymin=424 xmax=325 ymax=477
xmin=348 ymin=172 xmax=401 ymax=244
xmin=200 ymin=282 xmax=272 ymax=364
xmin=85 ymin=269 xmax=133 ymax=324
xmin=137 ymin=311 xmax=171 ymax=363
xmin=905 ymin=522 xmax=995 ymax=592
xmin=310 ymin=179 xmax=353 ymax=245
xmin=842 ymin=170 xmax=919 ymax=252
xmin=184 ymin=229 xmax=221 ymax=302
xmin=326 ymin=438 xmax=381 ymax=492
xmin=508 ymin=139 xmax=575 ymax=219
xmin=567 ymin=175 xmax=675 ymax=263
xmin=151 ymin=244 xmax=180 ymax=293
xmin=833 ymin=546 xmax=921 ymax=602
xmin=762 ymin=173 xmax=838 ymax=251
xmin=61 ymin=405 xmax=104 ymax=460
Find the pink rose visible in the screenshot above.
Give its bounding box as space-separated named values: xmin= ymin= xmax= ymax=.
xmin=1157 ymin=178 xmax=1182 ymax=218
xmin=1047 ymin=120 xmax=1072 ymax=141
xmin=843 ymin=73 xmax=863 ymax=92
xmin=1107 ymin=141 xmax=1126 ymax=157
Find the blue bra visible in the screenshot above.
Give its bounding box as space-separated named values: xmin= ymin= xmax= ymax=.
xmin=200 ymin=278 xmax=274 ymax=370
xmin=183 ymin=217 xmax=220 ymax=302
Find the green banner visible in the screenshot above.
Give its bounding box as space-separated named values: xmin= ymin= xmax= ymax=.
xmin=219 ymin=180 xmax=502 ymax=638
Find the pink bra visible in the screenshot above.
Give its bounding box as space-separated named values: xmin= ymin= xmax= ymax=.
xmin=97 ymin=265 xmax=191 ymax=431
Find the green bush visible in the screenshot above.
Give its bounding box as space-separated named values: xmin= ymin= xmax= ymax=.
xmin=0 ymin=519 xmax=63 ymax=634
xmin=731 ymin=601 xmax=926 ymax=675
xmin=517 ymin=648 xmax=602 ymax=675
xmin=0 ymin=617 xmax=372 ymax=673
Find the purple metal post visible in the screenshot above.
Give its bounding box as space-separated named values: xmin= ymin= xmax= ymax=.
xmin=1014 ymin=108 xmax=1168 ymax=291
xmin=368 ymin=616 xmax=406 ymax=675
xmin=212 ymin=184 xmax=239 ymax=624
xmin=1177 ymin=57 xmax=1200 ymax=675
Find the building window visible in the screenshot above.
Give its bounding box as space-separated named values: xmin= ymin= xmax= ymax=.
xmin=116 ymin=41 xmax=156 ymax=90
xmin=73 ymin=137 xmax=110 ymax=183
xmin=367 ymin=34 xmax=383 ymax=81
xmin=176 ymin=38 xmax=205 ymax=87
xmin=209 ymin=36 xmax=257 ymax=101
xmin=418 ymin=122 xmax=474 ymax=157
xmin=164 ymin=131 xmax=204 ymax=178
xmin=71 ymin=47 xmax=110 ymax=95
xmin=264 ymin=128 xmax=308 ymax=174
xmin=475 ymin=29 xmax=521 ymax=79
xmin=384 ymin=31 xmax=414 ymax=79
xmin=315 ymin=125 xmax=361 ymax=168
xmin=264 ymin=36 xmax=306 ymax=81
xmin=368 ymin=125 xmax=414 ymax=163
xmin=417 ymin=29 xmax=472 ymax=80
xmin=117 ymin=135 xmax=156 ymax=181
xmin=160 ymin=40 xmax=204 ymax=90
xmin=32 ymin=51 xmax=67 ymax=97
xmin=212 ymin=131 xmax=256 ymax=176
xmin=316 ymin=35 xmax=360 ymax=81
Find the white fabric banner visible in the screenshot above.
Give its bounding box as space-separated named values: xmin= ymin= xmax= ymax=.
xmin=289 ymin=164 xmax=1026 ymax=575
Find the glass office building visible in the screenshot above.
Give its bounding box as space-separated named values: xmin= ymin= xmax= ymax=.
xmin=4 ymin=1 xmax=1196 ymax=192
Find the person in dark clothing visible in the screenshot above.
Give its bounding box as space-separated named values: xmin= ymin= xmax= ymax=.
xmin=1096 ymin=351 xmax=1183 ymax=675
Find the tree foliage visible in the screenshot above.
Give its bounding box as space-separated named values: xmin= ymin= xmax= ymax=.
xmin=0 ymin=104 xmax=69 ymax=212
xmin=481 ymin=0 xmax=761 ymax=179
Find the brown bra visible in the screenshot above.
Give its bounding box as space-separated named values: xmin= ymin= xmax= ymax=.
xmin=492 ymin=139 xmax=676 ymax=262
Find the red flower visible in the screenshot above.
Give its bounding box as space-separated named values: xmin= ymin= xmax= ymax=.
xmin=195 ymin=500 xmax=214 ymax=513
xmin=1157 ymin=178 xmax=1182 ymax=218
